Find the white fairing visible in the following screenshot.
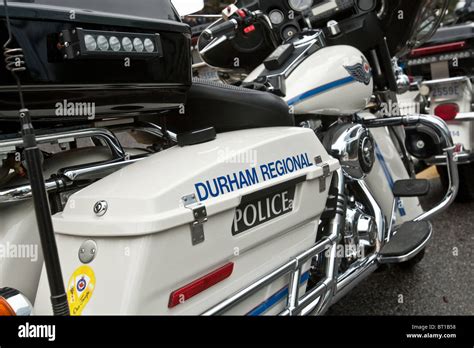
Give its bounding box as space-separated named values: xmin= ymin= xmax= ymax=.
xmin=359 ymin=113 xmax=423 ymax=224
xmin=34 ymin=128 xmax=339 ymax=315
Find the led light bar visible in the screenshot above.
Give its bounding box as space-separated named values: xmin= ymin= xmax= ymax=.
xmin=410 ymin=41 xmax=467 ymax=58
xmin=58 ymin=28 xmax=163 ymax=60
xmin=407 ymin=50 xmax=474 ymax=66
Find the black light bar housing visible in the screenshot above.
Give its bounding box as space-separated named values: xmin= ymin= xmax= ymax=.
xmin=59 ymin=28 xmax=163 ymax=60
xmin=0 ymin=1 xmax=192 ymax=124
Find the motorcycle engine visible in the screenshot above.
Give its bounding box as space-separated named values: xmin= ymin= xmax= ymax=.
xmin=344 ymin=196 xmax=378 ymax=261
xmin=323 ymin=123 xmax=375 ymax=180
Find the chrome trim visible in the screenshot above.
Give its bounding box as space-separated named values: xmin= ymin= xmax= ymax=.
xmin=429 ymin=151 xmax=474 ymax=165
xmin=414 ymin=145 xmax=458 ymax=222
xmin=0 ymin=179 xmax=66 ymax=203
xmin=333 ymin=254 xmax=378 ymax=304
xmin=0 ymin=157 xmax=146 ymax=204
xmin=202 ymin=170 xmax=344 ymax=316
xmin=326 ymin=124 xmax=375 ymax=180
xmin=361 ymin=114 xmax=459 ymax=222
xmin=358 ymin=181 xmax=385 ymax=251
xmin=0 ymin=288 xmax=32 ymax=316
xmin=422 ymin=76 xmax=470 ymax=86
xmin=331 ymin=179 xmax=385 ymax=304
xmin=386 ymin=199 xmax=397 ymax=242
xmin=201 ymin=167 xmax=391 ymax=316
xmin=377 ymin=0 xmax=387 ymax=19
xmin=378 ymin=222 xmax=433 ymax=264
xmin=202 ymin=236 xmax=334 ymax=316
xmin=0 ymin=124 xmax=171 ymax=204
xmin=452 ymin=112 xmax=474 ymax=121
xmin=0 ymin=128 xmax=125 ymax=159
xmin=61 ymin=157 xmax=145 ymax=182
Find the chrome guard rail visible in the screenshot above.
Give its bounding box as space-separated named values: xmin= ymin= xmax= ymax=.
xmin=0 ymin=124 xmax=176 ymax=204
xmin=202 ymin=170 xmax=345 ymax=316
xmin=333 ymin=180 xmax=384 ymax=304
xmin=361 ymin=115 xmax=459 ymax=222
xmin=0 ymin=126 xmax=157 ymax=204
xmin=0 ymin=128 xmax=125 ymax=159
xmin=0 ymin=157 xmax=147 ymax=204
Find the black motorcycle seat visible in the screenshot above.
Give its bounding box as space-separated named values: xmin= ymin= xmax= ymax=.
xmin=167 ymin=78 xmax=294 ymax=133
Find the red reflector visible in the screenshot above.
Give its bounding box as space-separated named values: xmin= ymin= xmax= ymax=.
xmin=168 ymin=262 xmax=234 ymax=308
xmin=410 ymin=41 xmax=467 ymax=57
xmin=434 ymin=103 xmax=459 ymax=121
xmin=244 ymin=25 xmax=256 ymax=34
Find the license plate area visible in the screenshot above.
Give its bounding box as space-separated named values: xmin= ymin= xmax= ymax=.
xmin=431 ymin=81 xmax=463 ymax=101
xmin=427 ymin=77 xmax=472 ymax=104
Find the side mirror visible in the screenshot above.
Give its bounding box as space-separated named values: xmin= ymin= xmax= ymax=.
xmin=172 ymin=0 xmax=205 ymax=16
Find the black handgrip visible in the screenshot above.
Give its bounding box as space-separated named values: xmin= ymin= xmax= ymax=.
xmin=202 ymin=19 xmax=238 ymax=40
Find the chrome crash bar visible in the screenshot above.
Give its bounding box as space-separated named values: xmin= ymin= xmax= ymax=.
xmin=361 ymin=115 xmax=459 ymax=222
xmin=0 ymin=157 xmax=146 ymax=204
xmin=202 ymin=170 xmax=345 ymax=316
xmin=0 ymin=128 xmax=125 ymax=159
xmin=0 ymin=126 xmax=170 ymax=204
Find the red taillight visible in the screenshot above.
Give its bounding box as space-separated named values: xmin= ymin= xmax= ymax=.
xmin=434 ymin=103 xmax=459 ymax=121
xmin=410 ymin=41 xmax=467 ymax=57
xmin=168 ymin=262 xmax=234 ymax=308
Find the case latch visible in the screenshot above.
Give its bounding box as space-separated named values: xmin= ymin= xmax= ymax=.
xmin=315 ymin=156 xmax=331 ymax=192
xmin=182 ymin=194 xmax=207 ymax=246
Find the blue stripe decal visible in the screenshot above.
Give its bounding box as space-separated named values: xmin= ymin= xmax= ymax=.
xmin=287 ymin=76 xmax=356 ymax=106
xmin=246 ymin=271 xmax=311 ymax=316
xmin=374 ymin=144 xmax=406 ymax=217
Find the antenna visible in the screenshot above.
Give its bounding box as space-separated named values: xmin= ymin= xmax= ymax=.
xmin=2 ymin=0 xmax=69 ymax=316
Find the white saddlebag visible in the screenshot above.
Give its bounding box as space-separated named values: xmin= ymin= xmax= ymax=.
xmin=34 ymin=127 xmax=339 ymax=315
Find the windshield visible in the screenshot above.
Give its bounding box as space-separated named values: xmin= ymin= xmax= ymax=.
xmin=396 ymin=0 xmax=450 ymax=57
xmin=8 ymin=0 xmax=179 ymax=21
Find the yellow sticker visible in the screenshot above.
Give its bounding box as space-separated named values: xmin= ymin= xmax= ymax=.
xmin=67 ymin=265 xmax=96 ymax=316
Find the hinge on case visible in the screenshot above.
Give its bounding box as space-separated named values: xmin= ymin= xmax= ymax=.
xmin=182 ymin=194 xmax=207 ymax=246
xmin=315 ymin=156 xmax=331 ymax=192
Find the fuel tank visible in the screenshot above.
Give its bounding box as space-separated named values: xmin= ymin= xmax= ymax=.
xmin=33 ymin=127 xmax=340 ymax=315
xmin=246 ymin=45 xmax=373 ymax=116
xmin=285 ymin=45 xmax=373 ymax=115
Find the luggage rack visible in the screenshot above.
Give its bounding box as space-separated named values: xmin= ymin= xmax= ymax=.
xmin=202 ymin=170 xmax=346 ymax=316
xmin=0 ymin=127 xmax=125 ymax=159
xmin=0 ymin=123 xmax=174 ymax=204
xmin=202 ymin=235 xmax=339 ymax=316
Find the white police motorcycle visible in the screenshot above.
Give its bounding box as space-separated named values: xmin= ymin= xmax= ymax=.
xmin=0 ymin=0 xmax=458 ymax=316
